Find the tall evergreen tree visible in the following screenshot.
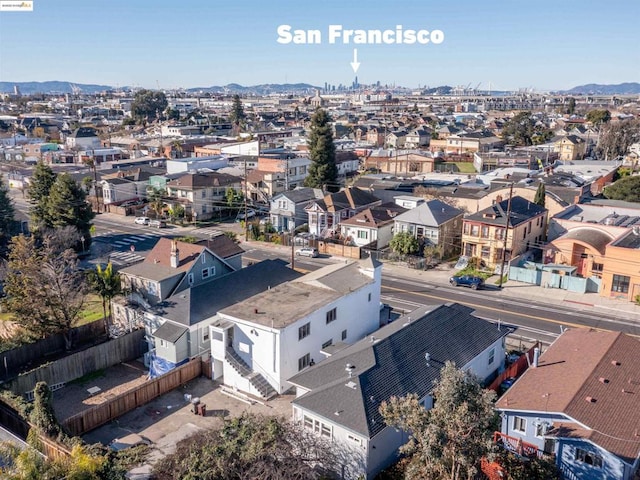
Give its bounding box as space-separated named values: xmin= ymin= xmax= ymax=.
xmin=0 ymin=174 xmax=15 ymax=250
xmin=304 ymin=108 xmax=337 ymax=191
xmin=533 ymin=182 xmax=546 ymax=207
xmin=230 ymin=94 xmax=245 ymax=132
xmin=27 ymin=161 xmax=56 ymax=230
xmin=88 ymin=262 xmax=122 ymax=335
xmin=46 ymin=173 xmax=95 ymax=247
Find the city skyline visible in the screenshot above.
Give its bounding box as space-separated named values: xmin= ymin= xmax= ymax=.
xmin=0 ymin=0 xmax=638 ymax=92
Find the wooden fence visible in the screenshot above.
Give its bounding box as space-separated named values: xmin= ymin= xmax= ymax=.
xmin=62 ymin=358 xmax=203 ymax=436
xmin=318 ymin=241 xmax=362 ymax=259
xmin=488 ymin=343 xmax=540 ymax=393
xmin=0 ymin=399 xmax=71 ymax=460
xmin=8 ymin=329 xmax=146 ymax=396
xmin=0 ymin=319 xmax=107 ymax=383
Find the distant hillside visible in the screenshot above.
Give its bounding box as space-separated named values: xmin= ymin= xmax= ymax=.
xmin=186 ymin=83 xmax=321 ymax=95
xmin=0 ymin=81 xmax=113 ymax=94
xmin=560 ymin=83 xmax=640 ymax=95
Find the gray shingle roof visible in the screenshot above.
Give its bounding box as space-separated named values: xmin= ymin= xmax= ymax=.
xmin=465 ymin=196 xmax=547 ymax=228
xmin=156 ymin=259 xmax=301 ymax=326
xmin=153 ymin=321 xmax=188 ymax=343
xmin=393 ymin=199 xmax=463 ymax=226
xmin=291 ymin=303 xmax=509 ymax=437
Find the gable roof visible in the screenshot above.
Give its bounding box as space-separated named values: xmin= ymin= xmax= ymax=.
xmin=465 ymin=196 xmax=547 ymax=228
xmin=273 ymin=187 xmax=324 ymax=204
xmin=394 ymin=199 xmax=463 ymax=226
xmin=167 ymin=171 xmax=241 ymax=190
xmin=195 ymin=234 xmax=244 ymax=259
xmin=496 ymin=329 xmax=640 ymax=464
xmin=339 ymin=203 xmax=407 ymax=229
xmin=309 ymin=187 xmax=381 ymax=213
xmin=157 ymin=259 xmax=301 ymax=326
xmin=291 ymin=304 xmax=508 ymax=437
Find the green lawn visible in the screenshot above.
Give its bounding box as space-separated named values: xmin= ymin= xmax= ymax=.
xmin=448 ymin=162 xmax=477 ymax=174
xmin=0 ymin=294 xmax=105 ymax=326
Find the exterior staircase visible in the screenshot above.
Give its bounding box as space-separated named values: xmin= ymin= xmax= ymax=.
xmin=225 ymin=347 xmax=278 ymax=400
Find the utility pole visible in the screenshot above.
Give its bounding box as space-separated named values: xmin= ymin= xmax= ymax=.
xmin=291 ymin=233 xmax=295 ymax=271
xmin=244 ymin=157 xmax=249 ymax=242
xmin=498 ymin=183 xmax=514 ymax=289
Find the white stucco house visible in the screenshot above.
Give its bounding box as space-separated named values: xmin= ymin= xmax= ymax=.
xmin=339 ymin=203 xmax=407 ymax=248
xmin=209 ymin=258 xmax=383 ymax=399
xmin=289 ymin=303 xmax=509 ymax=479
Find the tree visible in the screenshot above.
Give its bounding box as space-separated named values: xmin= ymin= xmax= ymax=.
xmin=565 ymin=97 xmax=576 ymax=115
xmin=87 ymin=262 xmax=121 ymax=335
xmin=304 ymin=108 xmax=338 ymax=191
xmin=131 ymin=89 xmax=168 ymax=123
xmin=225 ymin=187 xmax=243 ymax=209
xmin=380 ymin=362 xmax=497 ymax=480
xmin=30 ymin=381 xmax=61 ymax=439
xmin=585 ymin=109 xmax=611 ymax=126
xmin=2 ymin=234 xmax=89 ymax=349
xmin=153 ymin=413 xmax=336 ymax=480
xmin=596 ymin=118 xmax=640 ymax=160
xmin=0 ymin=174 xmax=15 ymax=251
xmin=603 ymin=176 xmax=640 ymax=203
xmin=229 ymin=94 xmax=245 ymax=132
xmin=501 ymin=112 xmax=552 ymax=146
xmin=46 ymin=173 xmax=95 ymax=248
xmin=389 ymin=231 xmax=419 ymax=255
xmin=26 ymin=160 xmax=56 ymax=230
xmin=533 ymin=182 xmax=546 ymax=207
xmin=146 ymin=186 xmax=165 ymax=218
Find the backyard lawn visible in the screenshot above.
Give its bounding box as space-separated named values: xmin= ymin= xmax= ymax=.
xmin=0 ymin=294 xmax=104 ymax=326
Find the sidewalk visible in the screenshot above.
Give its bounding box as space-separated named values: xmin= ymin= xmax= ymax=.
xmin=237 ymin=238 xmax=640 ymax=324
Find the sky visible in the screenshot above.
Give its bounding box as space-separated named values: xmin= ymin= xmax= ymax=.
xmin=0 ymin=0 xmax=638 ymax=92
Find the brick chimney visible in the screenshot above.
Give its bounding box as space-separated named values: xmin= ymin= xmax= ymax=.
xmin=170 ymin=240 xmax=179 ymax=268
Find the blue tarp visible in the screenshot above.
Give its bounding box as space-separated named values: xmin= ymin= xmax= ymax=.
xmin=148 ymin=352 xmax=188 ymax=379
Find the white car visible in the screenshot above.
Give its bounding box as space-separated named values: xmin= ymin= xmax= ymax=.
xmin=235 ymin=209 xmax=256 ymax=222
xmin=296 ymin=247 xmax=319 ymax=258
xmin=134 ymin=217 xmax=150 ymax=225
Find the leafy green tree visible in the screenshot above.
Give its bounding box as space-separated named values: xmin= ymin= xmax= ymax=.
xmin=46 ymin=173 xmax=95 ymax=248
xmin=585 ymin=109 xmax=611 ymax=126
xmin=304 ymin=108 xmax=337 ymax=191
xmin=533 ymin=182 xmax=546 ymax=207
xmin=225 ymin=187 xmax=243 ymax=208
xmin=26 ymin=161 xmax=56 ymax=230
xmin=30 ymin=381 xmax=61 ymax=439
xmin=131 ymin=89 xmax=168 ymax=123
xmin=596 ymin=118 xmax=640 ymax=160
xmin=0 ymin=174 xmax=15 ymax=251
xmin=87 ymin=262 xmax=121 ymax=335
xmin=381 ymin=362 xmax=497 ymax=480
xmin=146 ymin=186 xmax=165 ymax=218
xmin=603 ymin=175 xmax=640 ymax=203
xmin=501 ymin=112 xmax=552 ymax=146
xmin=3 ymin=234 xmax=88 ymax=349
xmin=389 ymin=231 xmax=419 ymax=255
xmin=153 ymin=413 xmax=336 ymax=480
xmin=230 ymin=94 xmax=245 ymax=132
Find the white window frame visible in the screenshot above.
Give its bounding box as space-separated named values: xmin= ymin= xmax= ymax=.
xmin=513 ymin=416 xmax=526 ymax=433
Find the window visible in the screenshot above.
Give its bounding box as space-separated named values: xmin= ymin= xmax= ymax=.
xmin=612 ymin=274 xmax=630 ymax=294
xmin=202 ymin=268 xmax=210 ymax=280
xmin=481 ymin=246 xmax=491 ymax=259
xmin=357 ymin=230 xmax=368 ymax=239
xmin=470 ymin=225 xmax=480 ymax=236
xmin=481 ymin=226 xmax=489 ymax=238
xmin=368 ymin=293 xmax=371 ymax=302
xmin=347 ymin=434 xmax=362 ymax=446
xmin=326 ymin=307 xmax=337 ymax=324
xmin=188 ymin=273 xmax=194 ymax=285
xmin=298 ymin=322 xmax=310 ymax=340
xmin=322 ymin=339 xmax=333 ymax=349
xmin=591 ymin=262 xmax=603 ymax=276
xmin=203 ymin=332 xmax=209 ymax=341
xmin=495 ymin=227 xmax=505 ymax=240
xmin=513 ymin=416 xmax=526 ymax=433
xmin=341 ymin=329 xmax=347 ymax=341
xmin=463 ymin=223 xmax=470 ymax=235
xmin=202 ymin=255 xmax=206 ymax=264
xmin=298 ymin=353 xmax=310 ymax=371
xmin=535 ymin=422 xmax=547 ymax=437
xmin=303 ymin=415 xmax=332 ymax=439
xmin=575 ymin=448 xmax=603 ymax=468
xmin=488 ymin=347 xmax=495 ymax=365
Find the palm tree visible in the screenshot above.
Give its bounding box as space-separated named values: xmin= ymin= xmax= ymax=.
xmin=88 ymin=262 xmax=122 ymax=335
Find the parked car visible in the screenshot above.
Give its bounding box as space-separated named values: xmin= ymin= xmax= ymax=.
xmin=235 ymin=209 xmax=256 ymax=222
xmin=295 ymin=247 xmax=319 ymax=258
xmin=449 ymin=274 xmax=484 ymax=290
xmin=134 ymin=217 xmax=150 ymax=225
xmin=149 ymin=219 xmax=166 ymax=228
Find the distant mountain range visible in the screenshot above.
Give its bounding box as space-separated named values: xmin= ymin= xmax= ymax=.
xmin=1 ymin=80 xmax=639 ymax=96
xmin=558 ymin=83 xmax=640 ymax=95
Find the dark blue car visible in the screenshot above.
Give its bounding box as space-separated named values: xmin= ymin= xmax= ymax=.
xmin=449 ymin=274 xmax=484 ymax=290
